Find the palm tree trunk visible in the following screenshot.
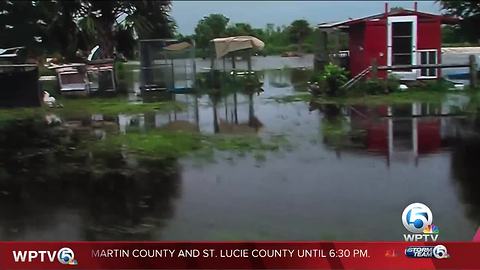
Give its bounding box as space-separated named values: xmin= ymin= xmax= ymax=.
xmin=96 ymin=19 xmax=115 ymax=58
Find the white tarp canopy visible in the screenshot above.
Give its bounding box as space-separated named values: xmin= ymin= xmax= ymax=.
xmin=164 ymin=41 xmax=192 ymax=51
xmin=211 ymin=36 xmax=265 ymax=59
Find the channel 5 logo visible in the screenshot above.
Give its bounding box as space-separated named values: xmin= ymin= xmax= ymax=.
xmin=402 ymin=203 xmax=439 ymax=241
xmin=12 ymin=247 xmax=78 ymax=265
xmin=58 ymin=247 xmax=78 ymax=265
xmin=405 ymin=245 xmax=450 ymax=259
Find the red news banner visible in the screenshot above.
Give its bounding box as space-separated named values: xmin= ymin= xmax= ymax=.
xmin=0 ymin=242 xmax=480 ymax=269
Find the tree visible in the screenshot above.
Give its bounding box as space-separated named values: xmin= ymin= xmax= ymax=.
xmin=1 ymin=0 xmax=175 ymax=59
xmin=442 ymin=25 xmax=465 ymax=44
xmin=44 ymin=0 xmax=84 ymax=60
xmin=265 ymin=23 xmax=275 ymax=37
xmin=126 ymin=0 xmax=174 ymax=40
xmin=76 ymin=1 xmax=129 ymax=58
xmin=438 ymin=1 xmax=480 ymax=43
xmin=194 ymin=14 xmax=229 ymax=49
xmin=288 ymin=19 xmax=312 ymax=51
xmin=0 ymin=0 xmax=52 ymax=55
xmin=226 ymin=23 xmax=254 ymax=36
xmin=74 ymin=1 xmax=175 ymax=58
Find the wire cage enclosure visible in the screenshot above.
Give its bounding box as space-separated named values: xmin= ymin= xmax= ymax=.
xmin=0 ymin=47 xmax=41 ymax=107
xmin=87 ymin=62 xmax=116 ymax=93
xmin=56 ymin=64 xmax=88 ymax=93
xmin=209 ymin=56 xmax=253 ymax=73
xmin=50 ymin=60 xmax=116 ymax=96
xmin=139 ymin=39 xmax=196 ymax=92
xmin=0 ymin=65 xmax=41 ymax=107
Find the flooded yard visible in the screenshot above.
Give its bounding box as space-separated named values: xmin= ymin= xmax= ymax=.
xmin=0 ymin=61 xmax=479 ymax=241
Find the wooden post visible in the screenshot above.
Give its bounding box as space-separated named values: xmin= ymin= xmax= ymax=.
xmin=314 ymin=29 xmax=328 ymax=72
xmin=469 ymin=54 xmax=478 ymax=89
xmin=371 ymin=58 xmax=378 ymax=80
xmin=247 ymin=50 xmax=252 ymax=72
xmin=231 ymin=53 xmax=236 ymax=71
xmin=333 ymin=31 xmax=340 ymax=66
xmin=210 ymin=43 xmax=215 ymax=70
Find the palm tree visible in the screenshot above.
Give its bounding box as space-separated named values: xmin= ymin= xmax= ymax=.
xmin=128 ymin=0 xmax=174 ymax=40
xmin=44 ymin=0 xmax=83 ymax=60
xmin=288 ymin=19 xmax=312 ymax=52
xmin=78 ymin=0 xmax=174 ymax=58
xmin=1 ymin=0 xmax=174 ymax=59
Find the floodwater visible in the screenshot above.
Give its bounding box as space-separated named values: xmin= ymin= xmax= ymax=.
xmin=1 ymin=59 xmax=480 ymax=241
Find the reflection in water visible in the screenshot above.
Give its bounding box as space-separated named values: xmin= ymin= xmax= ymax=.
xmin=0 ymin=119 xmax=181 ymax=240
xmin=0 ymin=69 xmax=480 ymax=240
xmin=212 ymin=92 xmax=263 ymax=134
xmin=451 ymin=115 xmax=480 ymax=226
xmin=315 ymin=101 xmax=474 ymax=166
xmin=204 ymin=72 xmax=264 ymax=134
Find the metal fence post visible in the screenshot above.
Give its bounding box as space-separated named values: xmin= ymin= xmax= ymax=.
xmin=470 ymin=55 xmax=478 ymax=89
xmin=371 ymin=58 xmax=378 ymax=80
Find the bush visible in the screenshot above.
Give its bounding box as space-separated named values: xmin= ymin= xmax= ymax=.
xmin=349 ymin=75 xmax=401 ymax=95
xmin=115 ymin=62 xmax=130 ymax=93
xmin=363 ymin=79 xmax=385 ymax=95
xmin=414 ymin=79 xmax=453 ymax=91
xmin=309 ymin=63 xmax=349 ymax=96
xmin=386 ymin=75 xmax=401 ymax=93
xmin=300 ymin=43 xmax=314 ymax=53
xmin=286 ymin=44 xmax=299 ymax=51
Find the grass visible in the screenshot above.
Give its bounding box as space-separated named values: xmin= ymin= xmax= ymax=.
xmin=317 ymin=90 xmax=450 ymax=106
xmin=58 ymin=97 xmax=185 ymax=116
xmin=0 ymin=97 xmax=185 ymax=122
xmin=0 ymin=107 xmax=47 ymax=122
xmin=92 ymin=131 xmax=290 ymax=160
xmin=268 ymin=92 xmax=311 ymax=103
xmin=268 ymin=89 xmax=474 ymax=106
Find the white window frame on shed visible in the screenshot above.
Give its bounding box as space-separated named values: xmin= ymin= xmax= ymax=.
xmin=387 ymin=15 xmax=417 ymax=80
xmin=417 ymin=49 xmax=438 ymax=79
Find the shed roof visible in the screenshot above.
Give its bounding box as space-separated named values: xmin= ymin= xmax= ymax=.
xmin=317 ymin=9 xmax=458 ymax=29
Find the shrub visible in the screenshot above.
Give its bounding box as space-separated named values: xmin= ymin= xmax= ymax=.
xmin=416 ymin=79 xmax=453 ymax=91
xmin=350 ymin=75 xmax=401 ymax=95
xmin=363 ymin=79 xmax=385 ymax=95
xmin=309 ymin=63 xmax=349 ymax=96
xmin=115 ymin=62 xmax=130 ymax=93
xmin=322 ymin=64 xmax=349 ymax=96
xmin=386 ymin=74 xmax=401 ymax=93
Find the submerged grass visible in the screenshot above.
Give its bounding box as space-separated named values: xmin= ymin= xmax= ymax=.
xmin=317 ymin=90 xmax=450 ymax=106
xmin=92 ymin=131 xmax=289 ymax=160
xmin=0 ymin=97 xmax=185 ymax=122
xmin=58 ymin=97 xmax=185 ymax=117
xmin=270 ymin=90 xmax=467 ymax=106
xmin=268 ymin=93 xmax=311 ymax=103
xmin=0 ymin=107 xmax=47 ymax=122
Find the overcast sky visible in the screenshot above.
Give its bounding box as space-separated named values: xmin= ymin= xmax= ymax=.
xmin=171 ymin=1 xmax=441 ymax=35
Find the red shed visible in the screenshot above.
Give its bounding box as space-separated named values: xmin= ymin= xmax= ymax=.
xmin=317 ymin=5 xmax=457 ymax=80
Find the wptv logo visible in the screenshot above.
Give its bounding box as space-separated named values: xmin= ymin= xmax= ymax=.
xmin=405 ymin=245 xmax=449 ymax=259
xmin=12 ymin=247 xmax=78 ymax=265
xmin=402 ymin=203 xmax=439 ymax=242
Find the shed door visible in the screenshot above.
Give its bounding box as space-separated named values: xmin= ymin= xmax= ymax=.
xmin=387 ymin=16 xmax=417 ymax=80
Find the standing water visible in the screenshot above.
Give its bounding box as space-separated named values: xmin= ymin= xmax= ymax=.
xmin=0 ymin=63 xmax=479 ymax=241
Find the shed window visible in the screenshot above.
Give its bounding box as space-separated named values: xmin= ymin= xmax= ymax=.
xmin=418 ymin=50 xmax=437 ymax=78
